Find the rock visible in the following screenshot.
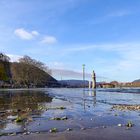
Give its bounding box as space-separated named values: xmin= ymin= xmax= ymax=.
xmin=118 ymin=124 xmax=122 ymax=127
xmin=10 ymin=133 xmax=16 ymax=136
xmin=59 ymin=107 xmax=66 ymax=110
xmin=27 ymin=132 xmax=31 ymax=135
xmin=126 ymin=121 xmax=133 ymax=127
xmin=61 ymin=116 xmax=68 ymax=120
xmin=23 ymin=127 xmax=27 ymax=131
xmin=52 ymin=117 xmax=61 ymax=120
xmin=112 ymin=105 xmax=140 ymax=111
xmin=15 ymin=117 xmax=24 ymax=123
xmin=67 ymin=128 xmax=72 ymax=131
xmin=50 ymin=116 xmax=68 ymax=121
xmin=49 ymin=128 xmax=58 ymax=133
xmin=81 ymin=127 xmax=86 ymax=130
xmin=114 ymin=113 xmax=118 ymax=116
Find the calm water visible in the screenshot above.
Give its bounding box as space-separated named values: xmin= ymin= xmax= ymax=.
xmin=0 ymin=88 xmax=140 ymax=134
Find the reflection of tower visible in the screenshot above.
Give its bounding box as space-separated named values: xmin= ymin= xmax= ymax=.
xmin=89 ymin=81 xmax=92 ymax=89
xmin=88 ymin=90 xmax=96 ymax=107
xmin=82 ymin=88 xmax=86 ymax=112
xmin=92 ymin=90 xmax=96 ymax=106
xmin=92 ymin=70 xmax=96 ymax=89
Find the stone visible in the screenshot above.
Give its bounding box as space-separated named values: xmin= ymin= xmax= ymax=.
xmin=67 ymin=128 xmax=72 ymax=131
xmin=118 ymin=124 xmax=122 ymax=127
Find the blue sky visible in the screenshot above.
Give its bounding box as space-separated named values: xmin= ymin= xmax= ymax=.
xmin=0 ymin=0 xmax=140 ymax=82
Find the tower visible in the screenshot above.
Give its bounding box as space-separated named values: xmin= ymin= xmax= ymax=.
xmin=92 ymin=70 xmax=96 ymax=89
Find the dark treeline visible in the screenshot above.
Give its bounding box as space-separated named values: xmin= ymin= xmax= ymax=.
xmin=0 ymin=53 xmax=11 ymax=81
xmin=0 ymin=53 xmax=59 ymax=88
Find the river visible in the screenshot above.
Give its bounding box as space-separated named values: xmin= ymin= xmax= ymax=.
xmin=0 ymin=88 xmax=140 ymax=135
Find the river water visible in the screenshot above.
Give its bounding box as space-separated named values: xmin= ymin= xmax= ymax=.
xmin=0 ymin=88 xmax=140 ymax=135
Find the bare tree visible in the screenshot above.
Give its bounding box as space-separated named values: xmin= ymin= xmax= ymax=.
xmin=11 ymin=56 xmax=56 ymax=87
xmin=0 ymin=53 xmax=11 ymax=81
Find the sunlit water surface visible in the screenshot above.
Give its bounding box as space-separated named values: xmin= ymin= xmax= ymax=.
xmin=0 ymin=88 xmax=140 ymax=134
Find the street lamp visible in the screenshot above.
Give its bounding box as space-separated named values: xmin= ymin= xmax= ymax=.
xmin=82 ymin=64 xmax=85 ymax=88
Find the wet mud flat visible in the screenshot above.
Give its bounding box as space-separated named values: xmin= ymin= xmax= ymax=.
xmin=0 ymin=88 xmax=140 ymax=139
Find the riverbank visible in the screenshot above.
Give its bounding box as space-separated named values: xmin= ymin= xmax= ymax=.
xmin=0 ymin=126 xmax=140 ymax=140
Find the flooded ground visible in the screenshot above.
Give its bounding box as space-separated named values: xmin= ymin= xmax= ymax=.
xmin=0 ymin=88 xmax=140 ymax=136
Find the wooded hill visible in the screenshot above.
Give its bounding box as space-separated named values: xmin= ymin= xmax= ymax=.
xmin=0 ymin=53 xmax=11 ymax=81
xmin=0 ymin=53 xmax=59 ymax=88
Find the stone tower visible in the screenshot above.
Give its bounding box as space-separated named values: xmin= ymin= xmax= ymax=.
xmin=92 ymin=70 xmax=96 ymax=89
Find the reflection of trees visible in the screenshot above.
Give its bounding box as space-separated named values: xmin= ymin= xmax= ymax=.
xmin=0 ymin=91 xmax=52 ymax=110
xmin=0 ymin=90 xmax=52 ymax=130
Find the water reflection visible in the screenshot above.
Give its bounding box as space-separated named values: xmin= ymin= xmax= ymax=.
xmin=1 ymin=88 xmax=140 ymax=135
xmin=0 ymin=90 xmax=52 ymax=131
xmin=0 ymin=90 xmax=52 ymax=111
xmin=82 ymin=90 xmax=97 ymax=111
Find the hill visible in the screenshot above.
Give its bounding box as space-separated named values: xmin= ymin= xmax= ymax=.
xmin=59 ymin=80 xmax=89 ymax=88
xmin=133 ymin=79 xmax=140 ymax=83
xmin=0 ymin=54 xmax=59 ymax=88
xmin=0 ymin=53 xmax=11 ymax=81
xmin=11 ymin=62 xmax=58 ymax=88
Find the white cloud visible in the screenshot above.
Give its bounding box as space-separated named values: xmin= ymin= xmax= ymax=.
xmin=56 ymin=42 xmax=140 ymax=81
xmin=31 ymin=31 xmax=39 ymax=36
xmin=14 ymin=28 xmax=57 ymax=44
xmin=41 ymin=36 xmax=57 ymax=45
xmin=98 ymin=43 xmax=140 ymax=81
xmin=14 ymin=28 xmax=39 ymax=40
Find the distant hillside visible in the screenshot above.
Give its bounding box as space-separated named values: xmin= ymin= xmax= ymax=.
xmin=133 ymin=79 xmax=140 ymax=83
xmin=59 ymin=80 xmax=89 ymax=87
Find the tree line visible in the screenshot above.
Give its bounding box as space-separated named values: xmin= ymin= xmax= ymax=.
xmin=0 ymin=53 xmax=58 ymax=88
xmin=0 ymin=53 xmax=11 ymax=81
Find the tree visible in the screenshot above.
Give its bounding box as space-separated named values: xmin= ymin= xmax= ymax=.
xmin=0 ymin=53 xmax=11 ymax=81
xmin=0 ymin=53 xmax=10 ymax=62
xmin=19 ymin=55 xmax=45 ymax=70
xmin=11 ymin=56 xmax=56 ymax=87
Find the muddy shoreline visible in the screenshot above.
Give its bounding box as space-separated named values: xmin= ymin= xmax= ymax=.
xmin=0 ymin=126 xmax=140 ymax=140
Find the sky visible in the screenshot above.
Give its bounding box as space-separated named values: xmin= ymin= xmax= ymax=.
xmin=0 ymin=0 xmax=140 ymax=82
